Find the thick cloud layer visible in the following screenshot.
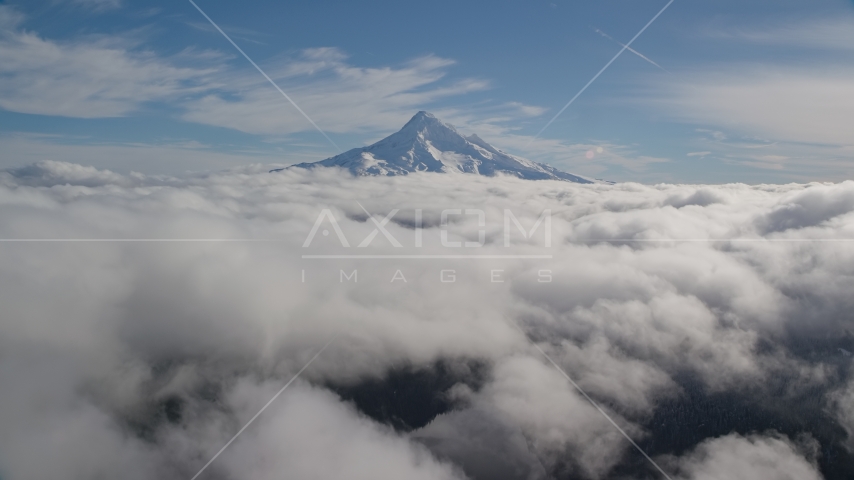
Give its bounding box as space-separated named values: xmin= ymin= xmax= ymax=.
xmin=1 ymin=161 xmax=853 ymax=479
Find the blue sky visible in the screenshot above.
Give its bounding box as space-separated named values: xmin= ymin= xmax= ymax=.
xmin=1 ymin=0 xmax=853 ymax=182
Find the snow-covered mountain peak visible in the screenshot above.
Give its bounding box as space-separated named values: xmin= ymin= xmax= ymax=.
xmin=400 ymin=110 xmax=450 ymax=132
xmin=278 ymin=111 xmax=598 ymax=183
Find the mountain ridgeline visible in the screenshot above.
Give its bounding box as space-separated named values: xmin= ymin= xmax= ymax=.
xmin=274 ymin=111 xmax=596 ymax=183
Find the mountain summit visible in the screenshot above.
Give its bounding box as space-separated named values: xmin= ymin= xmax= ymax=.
xmin=277 ymin=111 xmax=594 ymax=183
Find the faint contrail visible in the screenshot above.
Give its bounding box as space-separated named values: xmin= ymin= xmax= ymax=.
xmin=527 ymin=0 xmax=675 ymax=145
xmin=188 ymin=0 xmax=341 ymax=153
xmin=594 ymin=28 xmax=669 ymax=73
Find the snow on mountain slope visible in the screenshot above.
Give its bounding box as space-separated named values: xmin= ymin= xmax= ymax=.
xmin=275 ymin=111 xmax=597 ymax=183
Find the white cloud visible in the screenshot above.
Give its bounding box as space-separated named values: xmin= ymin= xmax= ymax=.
xmin=634 ymin=15 xmax=854 ymax=177
xmin=712 ymin=17 xmax=854 ymax=52
xmin=637 ymin=16 xmax=854 ymax=177
xmin=217 ymin=383 xmax=465 ymax=480
xmin=181 ymin=48 xmax=490 ymax=136
xmin=1 ymin=162 xmax=854 ymax=478
xmin=637 ymin=64 xmax=854 ymax=179
xmin=442 ymin=355 xmax=631 ymax=478
xmin=0 ymin=10 xmax=501 ymax=146
xmin=69 ymin=0 xmax=123 ymax=11
xmin=829 ymin=378 xmax=854 ymax=450
xmin=668 ymin=433 xmax=822 ymax=480
xmin=647 ymin=66 xmax=854 ymax=148
xmin=0 ymin=6 xmax=216 ymax=118
xmin=0 ymin=6 xmax=668 ymax=180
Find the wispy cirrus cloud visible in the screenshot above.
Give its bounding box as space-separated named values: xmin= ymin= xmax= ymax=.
xmin=627 ymin=14 xmax=854 ymax=178
xmin=0 ymin=6 xmax=218 ymax=118
xmin=635 ymin=64 xmax=854 ymax=179
xmin=0 ymin=4 xmax=671 ymax=179
xmin=0 ymin=7 xmax=494 ymax=139
xmin=0 ymin=6 xmax=489 ymax=148
xmin=647 ymin=66 xmax=854 ymax=147
xmin=68 ymin=0 xmax=123 ymax=12
xmin=709 ymin=17 xmax=854 ymax=52
xmin=181 ymin=47 xmax=490 ymax=136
